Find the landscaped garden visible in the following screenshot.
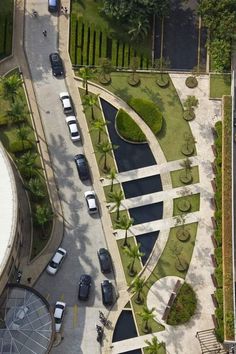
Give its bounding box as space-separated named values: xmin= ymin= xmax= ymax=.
xmin=0 ymin=0 xmax=13 ymax=60
xmin=70 ymin=0 xmax=151 ymax=68
xmin=0 ymin=69 xmax=53 ymax=260
xmin=210 ymin=74 xmax=231 ymax=99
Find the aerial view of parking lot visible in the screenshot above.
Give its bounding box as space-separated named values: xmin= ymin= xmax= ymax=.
xmin=0 ymin=0 xmax=235 ymax=353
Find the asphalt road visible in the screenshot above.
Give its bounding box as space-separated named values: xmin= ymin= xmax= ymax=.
xmin=24 ymin=2 xmax=114 ymax=353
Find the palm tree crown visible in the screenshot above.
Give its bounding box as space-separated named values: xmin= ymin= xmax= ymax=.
xmin=108 ymin=189 xmax=124 ymax=221
xmin=80 ymin=67 xmax=94 ymax=95
xmin=96 ymin=140 xmax=118 ymax=171
xmin=90 ymin=118 xmax=108 ymax=143
xmin=145 ymin=336 xmax=165 ymax=354
xmin=123 ymin=243 xmax=144 ymax=276
xmin=1 ymin=74 xmax=22 ymax=103
xmin=115 ymin=214 xmax=133 ymax=247
xmin=82 ymin=94 xmax=99 ymax=120
xmin=130 ymin=275 xmax=146 ymax=304
xmin=138 ymin=306 xmax=156 ymax=332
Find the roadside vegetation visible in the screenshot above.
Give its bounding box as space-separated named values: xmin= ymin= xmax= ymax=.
xmin=0 ymin=0 xmax=13 ymax=60
xmin=0 ymin=69 xmax=53 ymax=260
xmin=222 ymin=96 xmax=234 ymax=340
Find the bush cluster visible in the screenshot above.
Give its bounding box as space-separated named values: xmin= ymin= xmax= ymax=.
xmin=167 ymin=282 xmax=197 ymax=325
xmin=128 ymin=98 xmax=163 ymax=135
xmin=116 ymin=109 xmax=146 ymax=142
xmin=213 ymin=120 xmax=224 ymax=342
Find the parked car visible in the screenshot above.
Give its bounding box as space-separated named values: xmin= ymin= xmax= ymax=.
xmin=15 ymin=306 xmax=29 ymax=320
xmin=48 ymin=0 xmax=59 ymax=13
xmin=78 ymin=274 xmax=91 ymax=301
xmin=49 ymin=52 xmax=64 ymax=76
xmin=74 ymin=154 xmax=90 ymax=180
xmin=46 ymin=248 xmax=67 ymax=275
xmin=101 ymin=280 xmax=113 ymax=305
xmin=59 ymin=92 xmax=73 ymax=114
xmin=84 ymin=191 xmax=98 ymax=214
xmin=65 ymin=116 xmax=80 ymax=142
xmin=97 ymin=248 xmax=112 ymax=273
xmin=54 ymin=301 xmax=66 ymax=332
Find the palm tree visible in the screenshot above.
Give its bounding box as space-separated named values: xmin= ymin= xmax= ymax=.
xmin=89 ymin=118 xmax=108 ymax=143
xmin=108 ymin=189 xmax=124 ymax=221
xmin=145 ymin=336 xmax=165 ymax=354
xmin=1 ymin=74 xmax=22 ymax=103
xmin=99 ymin=58 xmax=113 ymax=83
xmin=16 ymin=124 xmax=31 ymax=150
xmin=123 ymin=243 xmax=144 ymax=276
xmin=106 ymin=167 xmax=116 ymax=192
xmin=79 ymin=67 xmax=94 ymax=95
xmin=130 ymin=276 xmax=146 ymax=304
xmin=28 ymin=177 xmax=46 ymax=199
xmin=34 ymin=205 xmax=53 ymax=236
xmin=96 ymin=140 xmax=118 ymax=171
xmin=128 ymin=17 xmax=150 ymax=41
xmin=7 ymin=100 xmax=26 ymax=128
xmin=138 ymin=306 xmax=156 ymax=333
xmin=115 ymin=214 xmax=133 ymax=247
xmin=180 ymin=157 xmax=192 ymax=178
xmin=82 ymin=94 xmax=99 ymax=121
xmin=17 ymin=151 xmax=38 ymax=178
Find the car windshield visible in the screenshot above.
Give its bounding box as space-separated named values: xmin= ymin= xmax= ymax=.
xmin=54 ymin=317 xmax=61 ymax=323
xmin=49 ymin=261 xmax=58 ymax=269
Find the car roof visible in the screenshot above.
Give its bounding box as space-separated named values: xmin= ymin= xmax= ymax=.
xmin=80 ymin=274 xmax=91 ymax=283
xmin=75 ymin=154 xmax=86 ymax=162
xmin=52 ymin=248 xmax=66 ymax=263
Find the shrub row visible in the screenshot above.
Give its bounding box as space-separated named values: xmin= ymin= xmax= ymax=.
xmin=115 ymin=109 xmax=146 ymax=143
xmin=69 ymin=17 xmax=150 ymax=69
xmin=0 ymin=0 xmax=13 ymax=59
xmin=213 ymin=120 xmax=224 ymax=342
xmin=128 ymin=98 xmax=163 ymax=135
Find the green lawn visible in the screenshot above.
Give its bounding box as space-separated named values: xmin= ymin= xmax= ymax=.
xmin=173 ymin=193 xmax=200 ymax=216
xmin=117 ymin=237 xmax=142 ymax=285
xmin=79 ymin=89 xmax=117 ymax=175
xmin=210 ymin=74 xmax=231 ymax=99
xmin=97 ymin=72 xmax=195 ymax=161
xmin=171 ymin=166 xmax=199 ymax=188
xmin=0 ymin=0 xmax=13 ymax=59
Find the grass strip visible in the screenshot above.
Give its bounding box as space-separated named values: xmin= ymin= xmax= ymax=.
xmin=173 ymin=193 xmax=200 ymax=216
xmin=170 ymin=166 xmax=199 ymax=188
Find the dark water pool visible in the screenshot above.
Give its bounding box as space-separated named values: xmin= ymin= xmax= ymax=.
xmin=122 ymin=174 xmax=162 ymax=199
xmin=100 ymin=98 xmax=156 ymax=172
xmin=136 ymin=231 xmax=159 ymax=265
xmin=120 ymin=350 xmax=142 ymax=354
xmin=112 ymin=310 xmax=137 ymax=342
xmin=129 ymin=202 xmax=163 ymax=225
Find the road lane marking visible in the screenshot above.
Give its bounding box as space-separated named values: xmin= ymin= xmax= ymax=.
xmin=73 ymin=305 xmax=78 ymax=328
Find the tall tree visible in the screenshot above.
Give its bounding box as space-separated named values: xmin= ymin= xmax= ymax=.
xmin=28 ymin=177 xmax=46 ymax=199
xmin=79 ymin=67 xmax=94 ymax=95
xmin=115 ymin=214 xmax=133 ymax=247
xmin=82 ymin=94 xmax=99 ymax=120
xmin=128 ymin=17 xmax=150 ymax=41
xmin=180 ymin=157 xmax=192 ymax=178
xmin=34 ymin=205 xmax=53 ymax=236
xmin=16 ymin=124 xmax=31 ymax=150
xmin=123 ymin=243 xmax=144 ymax=276
xmin=1 ymin=74 xmax=22 ymax=103
xmin=130 ymin=276 xmax=146 ymax=304
xmin=138 ymin=306 xmax=156 ymax=333
xmin=17 ymin=151 xmax=38 ymax=178
xmin=99 ymin=58 xmax=113 ymax=83
xmin=96 ymin=140 xmax=118 ymax=171
xmin=89 ymin=118 xmax=108 ymax=143
xmin=145 ymin=336 xmax=165 ymax=354
xmin=154 ymin=57 xmax=170 ymax=78
xmin=108 ymin=190 xmax=124 ymax=221
xmin=7 ymin=100 xmax=26 ymax=128
xmin=106 ymin=168 xmax=116 ymax=192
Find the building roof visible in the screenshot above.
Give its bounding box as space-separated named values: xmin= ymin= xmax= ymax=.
xmin=0 ymin=144 xmax=18 ymax=275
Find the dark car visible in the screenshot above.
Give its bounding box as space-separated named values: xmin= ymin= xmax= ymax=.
xmin=101 ymin=280 xmax=113 ymax=305
xmin=97 ymin=248 xmax=112 ymax=273
xmin=74 ymin=154 xmax=90 ymax=180
xmin=78 ymin=274 xmax=91 ymax=301
xmin=49 ymin=53 xmax=64 ymax=76
xmin=48 ymin=0 xmax=59 ymax=12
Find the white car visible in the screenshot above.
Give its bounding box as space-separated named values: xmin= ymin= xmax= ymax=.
xmin=84 ymin=191 xmax=98 ymax=214
xmin=65 ymin=116 xmax=80 ymax=142
xmin=59 ymin=92 xmax=73 ymax=114
xmin=54 ymin=301 xmax=66 ymax=332
xmin=46 ymin=248 xmax=67 ymax=275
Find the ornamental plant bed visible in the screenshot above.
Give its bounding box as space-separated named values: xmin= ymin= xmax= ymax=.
xmin=185 ymin=76 xmax=198 ymax=88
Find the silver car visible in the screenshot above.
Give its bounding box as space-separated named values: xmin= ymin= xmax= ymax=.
xmin=46 ymin=248 xmax=67 ymax=275
xmin=59 ymin=92 xmax=73 ymax=114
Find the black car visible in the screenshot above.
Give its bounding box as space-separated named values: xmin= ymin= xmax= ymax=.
xmin=49 ymin=53 xmax=64 ymax=76
xmin=101 ymin=280 xmax=113 ymax=305
xmin=78 ymin=274 xmax=91 ymax=301
xmin=48 ymin=0 xmax=59 ymax=12
xmin=74 ymin=154 xmax=90 ymax=180
xmin=97 ymin=248 xmax=112 ymax=273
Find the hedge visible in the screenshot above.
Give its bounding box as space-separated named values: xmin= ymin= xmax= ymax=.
xmin=82 ymin=22 xmax=89 ymax=65
xmin=167 ymin=283 xmax=197 ymax=325
xmin=128 ymin=98 xmax=163 ymax=135
xmin=94 ymin=31 xmax=100 ymax=66
xmin=89 ymin=23 xmax=95 ymax=66
xmin=70 ymin=13 xmax=77 ymax=64
xmin=101 ymin=31 xmax=107 ymax=58
xmin=111 ymin=39 xmax=118 ymax=67
xmin=116 ymin=109 xmax=146 ymax=143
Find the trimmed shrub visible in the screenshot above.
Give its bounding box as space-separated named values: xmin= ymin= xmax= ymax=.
xmin=215 ymin=264 xmax=223 ymax=287
xmin=215 ymin=288 xmax=223 ymax=305
xmin=69 ymin=13 xmax=77 ymax=64
xmin=185 ymin=76 xmax=198 ymax=88
xmin=215 ymin=305 xmax=223 ymax=320
xmin=167 ymin=283 xmax=197 ymax=325
xmin=128 ymin=98 xmax=163 ymax=135
xmin=116 ymin=109 xmax=146 ymax=142
xmin=9 ymin=140 xmax=32 ymax=153
xmin=215 ymin=247 xmax=222 ymax=266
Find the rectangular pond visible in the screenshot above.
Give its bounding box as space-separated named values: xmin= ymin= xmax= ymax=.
xmin=122 ymin=174 xmax=162 ymax=199
xmin=129 ymin=202 xmax=163 ymax=225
